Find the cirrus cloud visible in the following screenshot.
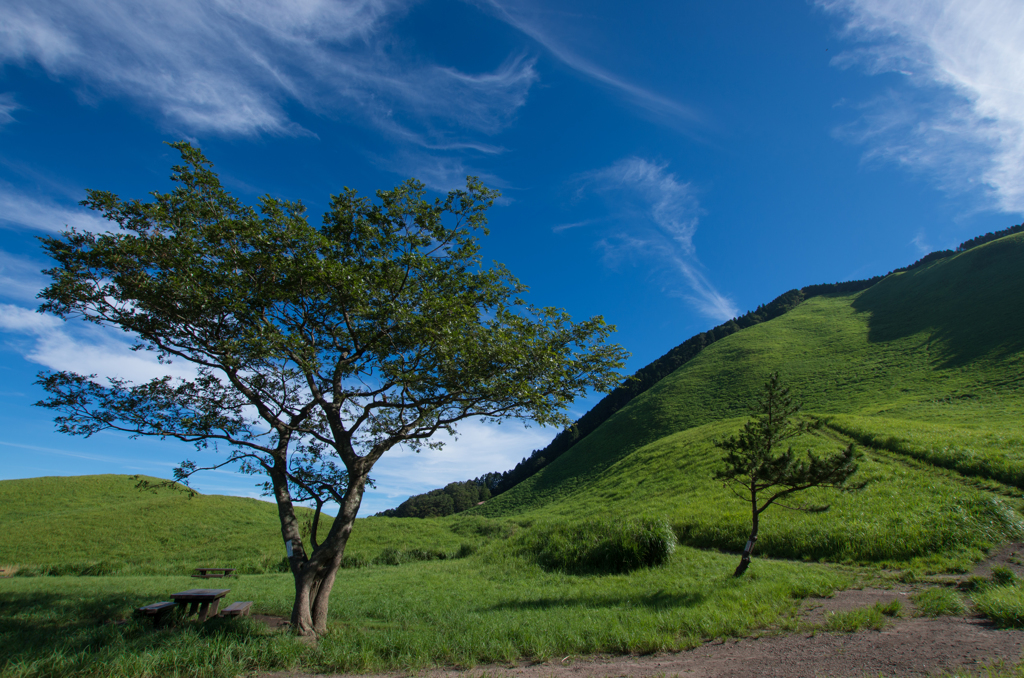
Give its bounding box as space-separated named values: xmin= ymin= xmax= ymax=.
xmin=573 ymin=157 xmax=737 ymax=322
xmin=821 ymin=0 xmax=1024 ymax=214
xmin=0 ymin=0 xmax=538 ymax=144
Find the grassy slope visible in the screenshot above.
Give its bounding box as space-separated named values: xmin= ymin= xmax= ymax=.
xmin=0 ymin=475 xmax=300 ymax=574
xmin=469 ymin=232 xmax=1024 ymax=568
xmin=0 ymin=475 xmax=472 ymax=574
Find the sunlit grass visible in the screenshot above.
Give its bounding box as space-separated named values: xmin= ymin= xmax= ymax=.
xmin=0 ymin=548 xmax=846 ymax=677
xmin=825 ymin=415 xmax=1024 ymax=489
xmin=973 ymin=583 xmax=1024 ymax=628
xmin=912 ymin=587 xmax=968 ymax=617
xmin=461 ymin=420 xmax=1024 ymax=571
xmin=0 ymin=475 xmax=485 ymax=576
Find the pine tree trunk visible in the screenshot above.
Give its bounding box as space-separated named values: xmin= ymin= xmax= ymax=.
xmin=735 ymin=496 xmax=760 ymax=577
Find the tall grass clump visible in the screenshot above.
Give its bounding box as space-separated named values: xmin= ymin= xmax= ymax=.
xmin=823 ymin=601 xmax=899 ymax=632
xmin=912 ymin=587 xmax=967 ymax=617
xmin=510 ymin=516 xmax=676 ymax=574
xmin=974 ymin=583 xmax=1024 ymax=627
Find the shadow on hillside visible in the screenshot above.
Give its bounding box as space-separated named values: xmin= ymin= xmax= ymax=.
xmin=852 ymin=239 xmax=1024 ymax=371
xmin=482 ymin=589 xmax=704 ymax=613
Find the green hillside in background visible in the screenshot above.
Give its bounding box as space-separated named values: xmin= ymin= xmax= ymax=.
xmin=384 ymin=224 xmax=1024 ymax=518
xmin=0 ymin=475 xmax=478 ymax=574
xmin=464 ymin=231 xmax=1024 ymax=570
xmin=0 ymin=475 xmax=298 ymax=574
xmin=4 ymin=231 xmax=1023 ymax=576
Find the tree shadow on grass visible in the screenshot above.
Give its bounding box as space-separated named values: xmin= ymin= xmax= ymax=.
xmin=0 ymin=589 xmax=267 ymax=670
xmin=481 ymin=589 xmax=704 ymax=613
xmin=851 ymin=237 xmax=1024 ymax=371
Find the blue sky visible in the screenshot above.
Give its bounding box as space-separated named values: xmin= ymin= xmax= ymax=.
xmin=0 ymin=0 xmax=1022 ymax=515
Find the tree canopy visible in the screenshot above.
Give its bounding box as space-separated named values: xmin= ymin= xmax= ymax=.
xmin=35 ymin=142 xmax=629 ymax=635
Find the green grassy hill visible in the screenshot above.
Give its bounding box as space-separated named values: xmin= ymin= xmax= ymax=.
xmin=5 ymin=233 xmax=1024 ymax=678
xmin=0 ymin=475 xmax=299 ymax=574
xmin=466 ymin=232 xmax=1024 ymax=571
xmin=0 ymin=475 xmax=475 ymax=574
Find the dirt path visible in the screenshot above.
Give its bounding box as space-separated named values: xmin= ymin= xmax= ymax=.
xmin=260 ymin=547 xmax=1024 ymax=678
xmin=260 ymin=601 xmax=1024 ymax=678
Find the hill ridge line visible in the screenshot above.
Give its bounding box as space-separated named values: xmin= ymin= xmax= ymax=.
xmin=377 ymin=222 xmax=1023 ymax=517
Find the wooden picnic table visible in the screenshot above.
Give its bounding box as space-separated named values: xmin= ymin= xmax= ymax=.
xmin=170 ymin=588 xmax=230 ymax=622
xmin=192 ymin=567 xmax=236 ymax=579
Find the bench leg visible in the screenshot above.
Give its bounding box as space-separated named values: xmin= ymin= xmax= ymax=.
xmin=153 ymin=606 xmax=175 ymax=628
xmin=197 ymin=602 xmax=211 ymax=622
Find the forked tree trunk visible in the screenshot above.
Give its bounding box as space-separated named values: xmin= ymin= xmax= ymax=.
xmin=287 ymin=468 xmax=368 ymax=636
xmin=292 ymin=546 xmax=346 ymax=635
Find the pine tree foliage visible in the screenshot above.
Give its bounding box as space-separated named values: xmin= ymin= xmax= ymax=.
xmin=714 ymin=372 xmax=862 ymax=576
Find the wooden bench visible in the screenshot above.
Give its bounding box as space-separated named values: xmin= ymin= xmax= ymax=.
xmin=135 ymin=601 xmax=178 ymax=624
xmin=192 ymin=567 xmax=236 ymax=579
xmin=218 ymin=601 xmax=253 ymax=617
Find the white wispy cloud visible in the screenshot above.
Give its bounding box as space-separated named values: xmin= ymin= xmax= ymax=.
xmin=362 ymin=417 xmax=552 ymax=510
xmin=0 ymin=93 xmax=18 ymax=127
xmin=0 ymin=302 xmax=196 ymax=383
xmin=0 ymin=0 xmax=537 ymax=143
xmin=595 ymin=158 xmax=701 ymax=253
xmin=551 ymin=218 xmax=601 ymax=233
xmin=370 ymin=146 xmax=513 ymax=194
xmin=821 ymin=0 xmax=1024 ymax=213
xmin=0 ymin=439 xmax=164 ymax=466
xmin=580 ymin=157 xmax=737 ymax=321
xmin=0 ymin=250 xmax=48 ymax=302
xmin=474 ymin=0 xmax=700 ymax=126
xmin=0 ymin=183 xmax=111 ymax=233
xmin=910 ymin=232 xmax=931 ymax=255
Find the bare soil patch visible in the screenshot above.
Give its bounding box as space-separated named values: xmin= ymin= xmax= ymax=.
xmin=253 ymin=614 xmax=291 ymax=631
xmin=968 ymin=543 xmax=1024 ymax=581
xmin=799 ymin=587 xmax=914 ymax=626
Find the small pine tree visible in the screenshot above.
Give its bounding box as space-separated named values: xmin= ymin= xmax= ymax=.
xmin=715 ymin=372 xmax=862 ymax=576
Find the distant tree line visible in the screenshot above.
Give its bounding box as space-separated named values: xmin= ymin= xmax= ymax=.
xmin=956 ymin=223 xmax=1024 ymax=252
xmin=374 ymin=479 xmax=494 ymax=517
xmin=379 ymin=222 xmax=1023 ymax=519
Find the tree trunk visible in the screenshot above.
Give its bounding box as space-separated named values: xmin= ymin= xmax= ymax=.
xmin=288 ymin=467 xmax=368 ymax=636
xmin=292 ymin=546 xmax=346 ymax=635
xmin=735 ymin=495 xmax=760 ymax=577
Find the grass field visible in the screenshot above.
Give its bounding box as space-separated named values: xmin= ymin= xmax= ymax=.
xmin=518 ymin=420 xmax=1024 ymax=572
xmin=3 ymin=232 xmax=1024 ymax=677
xmin=0 ymin=547 xmax=846 ymax=677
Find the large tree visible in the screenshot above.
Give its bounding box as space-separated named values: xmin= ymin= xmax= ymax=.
xmin=715 ymin=372 xmax=862 ymax=576
xmin=35 ymin=142 xmax=628 ymax=636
